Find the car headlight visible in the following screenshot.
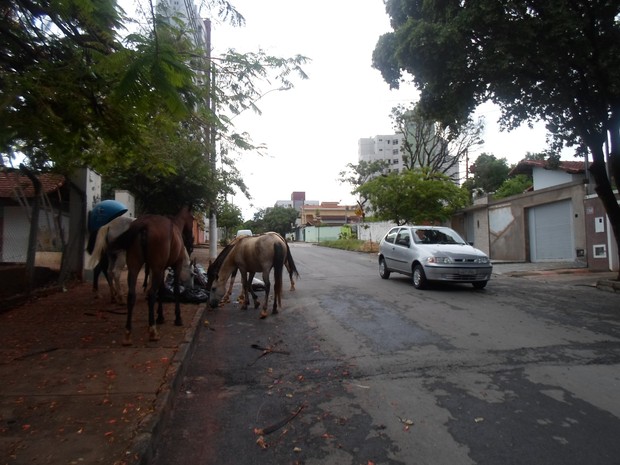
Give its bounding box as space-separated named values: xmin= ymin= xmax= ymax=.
xmin=427 ymin=256 xmax=453 ymax=264
xmin=475 ymin=257 xmax=490 ymax=264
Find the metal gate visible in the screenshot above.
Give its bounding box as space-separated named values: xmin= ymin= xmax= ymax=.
xmin=528 ymin=200 xmax=574 ymax=261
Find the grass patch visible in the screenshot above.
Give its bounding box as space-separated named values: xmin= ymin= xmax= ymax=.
xmin=319 ymin=239 xmax=379 ymax=253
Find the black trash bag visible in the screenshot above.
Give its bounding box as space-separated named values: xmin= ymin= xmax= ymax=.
xmin=160 ymin=264 xmax=210 ymax=303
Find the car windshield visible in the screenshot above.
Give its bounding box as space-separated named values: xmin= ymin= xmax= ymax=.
xmin=412 ymin=228 xmax=466 ymax=245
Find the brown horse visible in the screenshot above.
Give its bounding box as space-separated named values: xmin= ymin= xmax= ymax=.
xmin=108 ymin=207 xmax=194 ymax=345
xmin=209 ymin=232 xmax=299 ymax=305
xmin=208 ymin=233 xmax=286 ymax=318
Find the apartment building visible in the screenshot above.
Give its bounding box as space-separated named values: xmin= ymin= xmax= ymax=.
xmin=358 ymin=134 xmax=406 ymax=174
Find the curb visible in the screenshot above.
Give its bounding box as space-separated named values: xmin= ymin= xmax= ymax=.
xmin=597 ymin=279 xmax=620 ymax=293
xmin=127 ymin=305 xmax=207 ymax=464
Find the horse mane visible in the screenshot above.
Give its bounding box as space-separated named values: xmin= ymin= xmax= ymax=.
xmin=206 ymin=240 xmax=238 ymax=283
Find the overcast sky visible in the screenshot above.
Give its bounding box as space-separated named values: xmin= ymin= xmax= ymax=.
xmin=126 ymin=0 xmax=558 ymax=220
xmin=208 ymin=0 xmax=560 ymax=220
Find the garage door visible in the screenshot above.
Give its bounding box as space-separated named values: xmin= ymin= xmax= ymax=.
xmin=528 ymin=200 xmax=574 ymax=261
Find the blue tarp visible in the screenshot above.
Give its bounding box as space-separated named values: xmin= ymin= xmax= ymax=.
xmin=88 ymin=200 xmax=128 ymax=232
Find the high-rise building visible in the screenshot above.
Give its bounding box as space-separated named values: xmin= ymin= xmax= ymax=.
xmin=358 ymin=134 xmax=406 ymax=174
xmin=157 ymin=0 xmax=205 ymax=48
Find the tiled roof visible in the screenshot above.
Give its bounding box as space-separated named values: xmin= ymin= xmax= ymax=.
xmin=509 ymin=159 xmax=589 ymax=176
xmin=0 ymin=170 xmax=66 ymax=199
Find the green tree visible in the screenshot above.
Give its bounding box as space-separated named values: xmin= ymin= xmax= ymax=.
xmin=216 ymin=202 xmax=244 ymax=240
xmin=469 ymin=154 xmax=511 ymax=194
xmin=261 ymin=206 xmax=299 ymax=237
xmin=373 ymin=0 xmax=620 ymax=278
xmin=494 ymin=175 xmax=533 ymax=199
xmin=338 ymin=159 xmax=390 ymax=219
xmin=356 ymin=170 xmax=468 ymax=225
xmin=0 ymin=0 xmax=130 ymax=170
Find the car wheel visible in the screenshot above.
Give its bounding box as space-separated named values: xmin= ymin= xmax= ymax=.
xmin=379 ymin=257 xmax=391 ymax=279
xmin=412 ymin=264 xmax=427 ymax=289
xmin=472 ymin=281 xmax=488 ymax=289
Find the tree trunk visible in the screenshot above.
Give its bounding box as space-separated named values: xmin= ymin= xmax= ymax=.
xmin=589 ymin=144 xmax=620 ymax=280
xmin=20 ymin=165 xmax=41 ymax=294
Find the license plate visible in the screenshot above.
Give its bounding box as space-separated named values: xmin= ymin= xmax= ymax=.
xmin=458 ymin=269 xmax=476 ymax=275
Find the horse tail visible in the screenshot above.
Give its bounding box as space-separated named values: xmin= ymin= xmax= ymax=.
xmin=86 ymin=229 xmax=98 ymax=255
xmin=88 ymin=223 xmax=111 ymax=268
xmin=284 ymin=241 xmax=300 ymax=280
xmin=273 ymin=242 xmax=285 ymax=307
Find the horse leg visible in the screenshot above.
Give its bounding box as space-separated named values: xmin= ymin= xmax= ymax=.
xmin=259 ymin=271 xmax=271 ymax=319
xmin=142 ymin=263 xmax=149 ymax=294
xmin=172 ymin=266 xmax=183 ymax=326
xmin=286 ymin=262 xmax=295 ymax=291
xmin=247 ymin=272 xmax=260 ymax=309
xmin=108 ymin=252 xmax=124 ymax=305
xmin=222 ymin=268 xmax=237 ymax=304
xmin=123 ymin=270 xmax=138 ymax=346
xmin=156 ymin=283 xmax=165 ymax=325
xmin=147 ymin=274 xmax=161 ymax=341
xmin=93 ymin=261 xmax=102 ymax=298
xmin=239 ymin=271 xmax=250 ymax=311
xmin=272 ymin=244 xmax=285 ymax=314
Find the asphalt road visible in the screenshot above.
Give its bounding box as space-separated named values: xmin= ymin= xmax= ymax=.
xmin=151 ymin=243 xmax=620 ymax=465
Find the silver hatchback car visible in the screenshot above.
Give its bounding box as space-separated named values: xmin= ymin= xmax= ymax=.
xmin=378 ymin=226 xmax=492 ymax=289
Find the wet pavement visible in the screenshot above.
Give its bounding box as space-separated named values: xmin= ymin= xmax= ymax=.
xmin=0 ymin=257 xmax=617 ymax=465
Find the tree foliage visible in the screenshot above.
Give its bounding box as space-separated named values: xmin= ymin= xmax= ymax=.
xmin=494 ymin=175 xmax=533 ymax=200
xmin=356 ymin=170 xmax=468 ymax=226
xmin=338 ymin=159 xmax=390 ymax=219
xmin=469 ymin=153 xmax=511 ymax=194
xmin=248 ymin=206 xmax=298 ymax=237
xmin=373 ymin=0 xmax=620 ymax=275
xmin=216 ymin=202 xmax=244 ymax=240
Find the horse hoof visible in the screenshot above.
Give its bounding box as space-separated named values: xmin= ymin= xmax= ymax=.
xmin=259 ymin=311 xmax=268 ymax=319
xmin=174 ymin=318 xmax=183 ymax=326
xmin=122 ymin=332 xmax=132 ymax=346
xmin=156 ymin=317 xmax=165 ymax=325
xmin=149 ymin=327 xmax=160 ymax=341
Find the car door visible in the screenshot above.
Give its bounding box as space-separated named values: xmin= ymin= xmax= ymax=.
xmin=391 ymin=228 xmax=413 ymax=273
xmin=382 ymin=227 xmax=400 ymax=270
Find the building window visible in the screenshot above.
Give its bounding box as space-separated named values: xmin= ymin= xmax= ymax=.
xmin=392 ymin=158 xmax=399 ymax=164
xmin=392 ymin=139 xmax=399 ymax=144
xmin=593 ymin=244 xmax=607 ymax=258
xmin=393 ymin=149 xmax=399 ymax=155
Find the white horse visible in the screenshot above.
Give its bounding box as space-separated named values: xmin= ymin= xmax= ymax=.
xmin=88 ymin=216 xmax=135 ymax=304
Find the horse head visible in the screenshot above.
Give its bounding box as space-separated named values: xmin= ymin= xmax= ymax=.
xmin=207 ymin=241 xmax=238 ymax=308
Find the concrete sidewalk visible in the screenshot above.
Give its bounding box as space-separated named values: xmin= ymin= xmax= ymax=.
xmin=0 ymin=281 xmax=205 ymax=465
xmin=492 ymin=260 xmax=619 ymax=292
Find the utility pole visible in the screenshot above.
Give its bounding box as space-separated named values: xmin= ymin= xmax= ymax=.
xmin=204 ymin=18 xmax=218 ymax=261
